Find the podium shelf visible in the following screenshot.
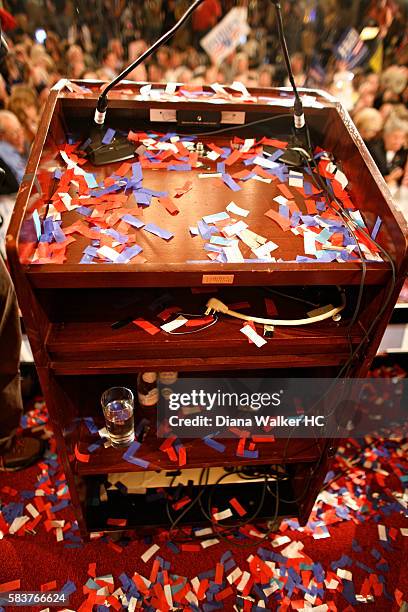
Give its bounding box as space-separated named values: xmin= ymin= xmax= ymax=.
xmin=75 ymin=421 xmax=323 ymax=476
xmin=46 ymin=318 xmax=363 ymax=373
xmin=25 ymin=261 xmax=391 ymax=289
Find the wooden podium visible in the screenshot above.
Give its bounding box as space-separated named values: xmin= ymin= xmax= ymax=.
xmin=6 ymin=80 xmax=408 ymax=538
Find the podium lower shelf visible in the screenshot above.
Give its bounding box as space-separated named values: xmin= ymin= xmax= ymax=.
xmin=84 ymin=477 xmax=299 ymax=534
xmin=74 ymin=422 xmax=324 ymax=476
xmin=46 ymin=318 xmax=363 ymax=374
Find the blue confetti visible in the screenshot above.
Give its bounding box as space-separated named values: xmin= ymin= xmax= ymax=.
xmin=222 ymin=173 xmax=241 ymax=191
xmin=102 ymin=128 xmax=116 ymax=145
xmin=203 ymin=436 xmax=226 ymax=453
xmin=143 ymin=223 xmax=173 ymax=241
xmin=122 ymin=214 xmax=145 ymax=229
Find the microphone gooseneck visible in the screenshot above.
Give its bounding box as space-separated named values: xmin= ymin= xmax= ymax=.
xmin=94 ymin=0 xmax=205 ymax=127
xmin=270 ymin=0 xmax=307 ymax=144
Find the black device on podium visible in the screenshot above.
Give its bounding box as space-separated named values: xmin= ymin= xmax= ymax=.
xmin=84 ymin=0 xmax=205 ymax=165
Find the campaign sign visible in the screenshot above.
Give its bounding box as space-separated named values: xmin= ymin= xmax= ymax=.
xmin=200 ymin=8 xmax=250 ymax=65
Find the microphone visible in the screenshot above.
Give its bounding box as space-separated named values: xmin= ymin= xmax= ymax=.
xmin=270 ymin=0 xmax=312 ymax=166
xmin=85 ymin=0 xmax=204 ymax=166
xmin=85 ymin=0 xmax=205 ymax=164
xmin=94 ymin=0 xmax=205 ymax=127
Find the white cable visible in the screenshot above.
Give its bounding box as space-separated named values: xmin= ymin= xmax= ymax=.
xmin=205 ymin=291 xmax=346 ymax=327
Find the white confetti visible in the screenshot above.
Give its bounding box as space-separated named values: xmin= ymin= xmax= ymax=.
xmin=9 ymin=516 xmax=30 ymax=534
xmin=161 ymin=316 xmax=188 ymax=333
xmin=280 ymin=540 xmax=305 ymax=558
xmin=201 ymin=538 xmax=220 ymax=548
xmin=97 ymin=245 xmax=121 ymax=262
xmin=224 ymin=221 xmax=248 ymax=237
xmin=141 ymin=543 xmax=160 ymax=563
xmin=337 ymin=568 xmax=352 ymax=580
xmin=164 ymin=584 xmax=173 ymax=608
xmin=271 ymin=535 xmax=291 ymax=547
xmin=226 ymin=201 xmax=250 ymax=217
xmin=378 ymin=524 xmax=387 ymax=541
xmin=240 ymin=325 xmax=267 ymax=348
xmin=194 ymin=527 xmax=213 ymax=537
xmin=213 ymin=508 xmax=233 ymax=521
xmin=26 ymin=503 xmax=39 ymax=518
xmin=227 ymin=567 xmax=243 ymax=584
xmin=237 ymin=571 xmax=251 ymax=592
xmin=224 ymin=240 xmax=245 ymax=263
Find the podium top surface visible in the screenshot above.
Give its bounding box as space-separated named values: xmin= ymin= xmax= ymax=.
xmin=6 ymin=81 xmax=407 ymax=288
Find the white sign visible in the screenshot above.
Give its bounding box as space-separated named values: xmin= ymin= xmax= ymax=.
xmin=200 ymin=8 xmax=250 ymax=65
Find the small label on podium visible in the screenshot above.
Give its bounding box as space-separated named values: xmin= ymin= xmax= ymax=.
xmin=202 ymin=274 xmax=234 ymax=285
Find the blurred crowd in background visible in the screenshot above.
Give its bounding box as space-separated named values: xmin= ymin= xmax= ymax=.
xmin=0 ymin=0 xmax=406 ymax=203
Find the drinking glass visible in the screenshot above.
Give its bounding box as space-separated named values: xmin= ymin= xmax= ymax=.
xmin=101 ymin=387 xmax=135 ymax=447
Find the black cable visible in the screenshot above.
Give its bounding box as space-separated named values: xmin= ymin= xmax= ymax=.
xmin=166 ymin=468 xmax=210 ymax=537
xmin=289 ymin=118 xmax=397 ymax=382
xmin=203 ymin=470 xmax=267 ymax=525
xmin=166 ymin=467 xmax=281 ymax=547
xmin=264 ymin=287 xmax=320 ymax=308
xmin=203 ymin=471 xmax=281 ymax=548
xmin=180 ymin=113 xmax=291 ymax=138
xmin=234 ymin=469 xmax=310 ymax=506
xmin=305 ymin=147 xmax=397 ymax=381
xmin=174 ymin=122 xmax=395 ymax=515
xmin=236 ymin=469 xmax=306 ymax=506
xmin=304 ymin=155 xmax=368 ymax=362
xmin=278 ymin=131 xmax=397 ymax=489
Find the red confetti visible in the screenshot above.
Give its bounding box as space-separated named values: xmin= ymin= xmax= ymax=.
xmin=157 ymin=306 xmax=181 ymax=321
xmin=178 ymin=445 xmax=187 ymax=467
xmin=264 ymin=208 xmax=291 ymax=231
xmin=225 ymin=149 xmax=242 ymax=166
xmin=265 ymin=297 xmax=278 ymax=316
xmin=88 ymin=563 xmax=96 ymax=577
xmin=305 ymin=199 xmax=318 ymax=214
xmin=132 ymin=319 xmax=161 ymax=335
xmin=106 ymin=518 xmax=127 ymax=527
xmin=262 ymin=137 xmax=288 ymax=149
xmin=215 ymin=586 xmax=234 ymax=601
xmin=74 ymin=443 xmax=90 ymax=463
xmin=107 ymin=541 xmax=123 ymax=554
xmin=184 ymin=316 xmax=214 ymax=327
xmin=160 ymin=436 xmax=176 ymax=451
xmin=277 ymin=183 xmax=294 ymax=199
xmin=40 ymin=580 xmax=57 ymax=591
xmin=172 ymin=496 xmax=191 ymax=511
xmin=0 ymin=579 xmax=21 ymax=592
xmin=159 ymin=196 xmax=179 ymax=215
xmin=181 ymin=543 xmax=201 ymax=552
xmin=116 ymin=162 xmax=132 ymax=177
xmin=215 ymin=563 xmax=224 ymax=584
xmin=229 ymin=497 xmax=247 ymax=516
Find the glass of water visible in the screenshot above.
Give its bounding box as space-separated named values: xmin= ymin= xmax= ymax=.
xmin=101 ymin=387 xmax=135 ymax=447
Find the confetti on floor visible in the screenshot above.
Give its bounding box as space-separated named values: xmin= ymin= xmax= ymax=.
xmin=0 ymin=364 xmax=407 ymax=611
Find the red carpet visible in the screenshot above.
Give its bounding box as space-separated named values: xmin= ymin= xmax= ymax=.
xmin=0 ymin=397 xmax=407 ymax=611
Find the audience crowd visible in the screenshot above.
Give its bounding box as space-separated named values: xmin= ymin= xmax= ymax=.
xmin=0 ymin=0 xmax=406 ymax=200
